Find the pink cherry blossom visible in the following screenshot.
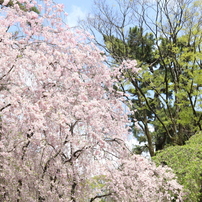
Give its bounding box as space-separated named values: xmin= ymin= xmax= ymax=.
xmin=0 ymin=0 xmax=184 ymax=201
xmin=2 ymin=0 xmax=9 ymax=6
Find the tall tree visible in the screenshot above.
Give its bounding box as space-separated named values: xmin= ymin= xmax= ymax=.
xmin=81 ymin=0 xmax=202 ymax=156
xmin=0 ymin=0 xmax=183 ymax=201
xmin=104 ymin=26 xmax=156 ymax=156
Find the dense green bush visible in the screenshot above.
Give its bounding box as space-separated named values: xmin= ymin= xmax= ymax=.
xmin=153 ymin=132 xmax=202 ymax=201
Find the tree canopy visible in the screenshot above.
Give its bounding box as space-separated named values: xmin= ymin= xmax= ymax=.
xmin=82 ymin=0 xmax=202 ymax=156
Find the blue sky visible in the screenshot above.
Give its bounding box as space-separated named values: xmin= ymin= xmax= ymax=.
xmin=53 ymin=0 xmax=94 ymax=27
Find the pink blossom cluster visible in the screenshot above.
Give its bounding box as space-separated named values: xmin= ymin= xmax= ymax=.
xmin=112 ymin=59 xmax=141 ymax=80
xmin=120 ymin=59 xmax=139 ymax=72
xmin=0 ymin=0 xmax=183 ymax=201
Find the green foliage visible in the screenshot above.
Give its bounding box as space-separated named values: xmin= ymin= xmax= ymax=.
xmin=153 ymin=132 xmax=202 ymax=201
xmin=127 ymin=27 xmax=155 ymax=64
xmin=84 ymin=175 xmax=115 ymax=202
xmin=107 ymin=25 xmax=202 ymax=155
xmin=86 ymin=0 xmax=202 ymax=156
xmin=29 ymin=6 xmax=40 ymax=14
xmin=87 ymin=175 xmax=108 ymax=190
xmin=104 ymin=35 xmax=128 ymax=62
xmin=104 ymin=26 xmax=155 ymax=65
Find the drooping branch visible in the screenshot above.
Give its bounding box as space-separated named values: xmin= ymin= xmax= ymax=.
xmin=0 ymin=104 xmax=11 ymax=112
xmin=90 ymin=192 xmax=113 ymax=202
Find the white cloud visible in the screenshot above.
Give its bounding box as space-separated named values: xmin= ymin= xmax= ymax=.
xmin=67 ymin=5 xmax=86 ymax=27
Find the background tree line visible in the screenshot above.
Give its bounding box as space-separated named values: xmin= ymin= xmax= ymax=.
xmin=81 ymin=0 xmax=202 ymax=157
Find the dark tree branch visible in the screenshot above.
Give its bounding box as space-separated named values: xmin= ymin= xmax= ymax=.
xmin=90 ymin=192 xmax=113 ymax=202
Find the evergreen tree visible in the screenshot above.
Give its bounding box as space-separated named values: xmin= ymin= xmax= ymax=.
xmin=82 ymin=0 xmax=202 ymax=156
